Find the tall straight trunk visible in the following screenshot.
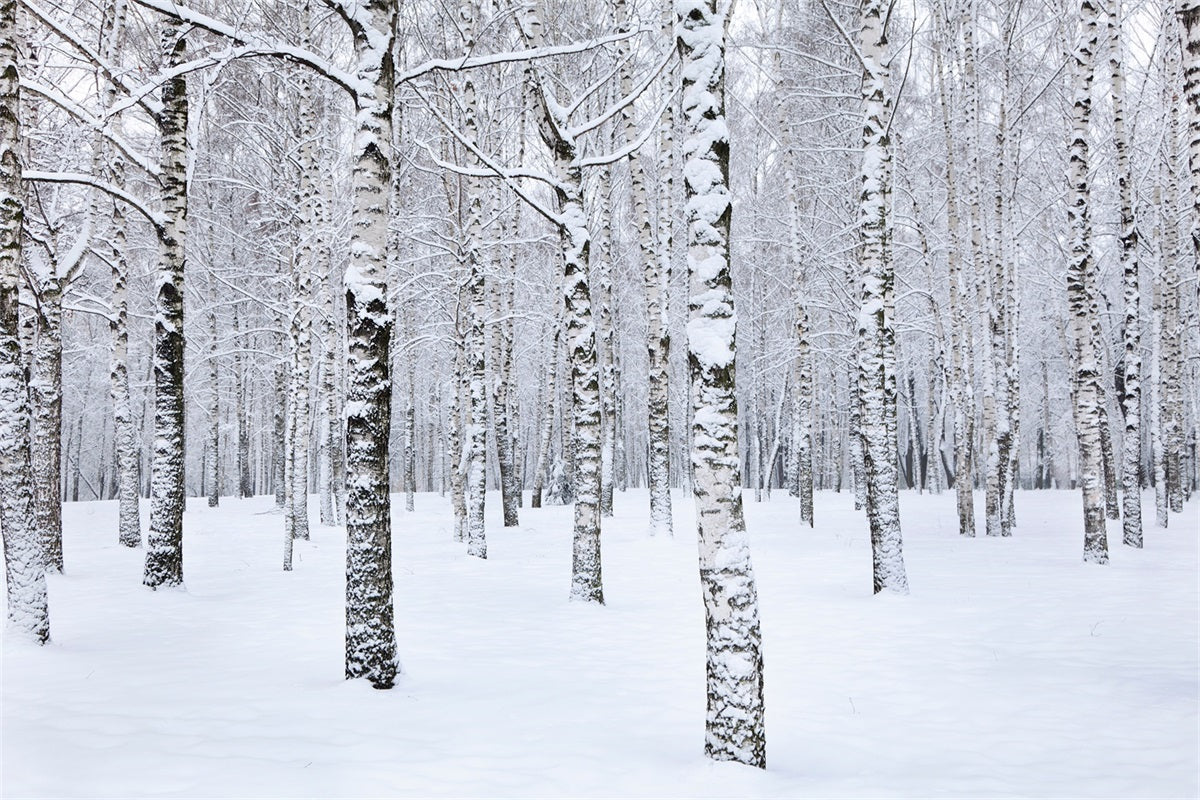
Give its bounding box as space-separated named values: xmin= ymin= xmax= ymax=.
xmin=857 ymin=0 xmax=909 ymax=594
xmin=935 ymin=8 xmax=975 ymax=536
xmin=595 ymin=163 xmax=617 ymax=518
xmin=1151 ymin=268 xmax=1168 ymax=527
xmin=519 ymin=1 xmax=603 ymax=602
xmin=1066 ymin=0 xmax=1108 ymax=564
xmin=404 ymin=368 xmax=416 ymax=512
xmin=962 ymin=1 xmax=1001 ymax=539
xmin=96 ymin=0 xmax=140 ymax=547
xmin=273 ymin=360 xmax=286 ymax=508
xmin=0 ymin=0 xmax=48 ymax=641
xmin=678 ymin=0 xmax=765 ymax=768
xmin=235 ymin=306 xmax=252 ymax=499
xmin=144 ymin=16 xmax=188 ymax=589
xmin=992 ymin=25 xmax=1017 ymax=536
xmin=616 ymin=0 xmax=671 ymax=537
xmin=491 ymin=196 xmax=518 ymax=527
xmin=1179 ymin=1 xmax=1200 ymax=264
xmin=460 ymin=38 xmax=488 ymax=560
xmin=1162 ymin=32 xmax=1187 ymax=517
xmin=29 ymin=280 xmax=63 ymax=571
xmin=206 ymin=308 xmax=219 ymax=507
xmin=342 ymin=0 xmax=398 ymax=689
xmin=320 ymin=321 xmax=338 ymax=523
xmin=531 ymin=318 xmax=560 ymax=509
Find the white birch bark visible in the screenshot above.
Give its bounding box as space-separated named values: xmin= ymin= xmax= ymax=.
xmin=857 ymin=0 xmax=910 ymax=594
xmin=519 ymin=0 xmax=603 ymax=602
xmin=934 ymin=9 xmax=976 ymax=537
xmin=341 ymin=0 xmax=399 ymax=688
xmin=678 ymin=0 xmax=765 ymax=767
xmin=144 ymin=16 xmax=189 ymax=589
xmin=1109 ymin=0 xmax=1142 ymax=546
xmin=206 ymin=307 xmax=219 ymax=507
xmin=0 ymin=0 xmax=48 ymax=642
xmin=1065 ymin=0 xmax=1109 ymax=564
xmin=616 ymin=0 xmax=672 ymax=537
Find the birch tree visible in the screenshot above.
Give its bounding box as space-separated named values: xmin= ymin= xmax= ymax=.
xmin=143 ymin=15 xmax=189 ymax=589
xmin=678 ymin=0 xmax=765 ymax=768
xmin=855 ymin=0 xmax=909 ymax=593
xmin=0 ymin=0 xmax=48 ymax=643
xmin=1065 ymin=0 xmax=1108 ymax=564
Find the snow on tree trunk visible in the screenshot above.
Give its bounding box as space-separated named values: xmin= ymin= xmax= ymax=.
xmin=273 ymin=361 xmax=286 ymax=509
xmin=1065 ymin=0 xmax=1109 ymax=565
xmin=520 ymin=0 xmax=603 ymax=602
xmin=234 ymin=306 xmax=252 ymax=499
xmin=1161 ymin=27 xmax=1187 ymax=518
xmin=677 ymin=0 xmax=765 ymax=768
xmin=856 ymin=0 xmax=910 ymax=594
xmin=1179 ymin=0 xmax=1200 ymax=262
xmin=459 ymin=38 xmax=488 ymax=560
xmin=0 ymin=0 xmax=48 ymax=642
xmin=595 ymin=163 xmax=617 ymax=518
xmin=29 ymin=278 xmax=63 ymax=572
xmin=616 ymin=0 xmax=672 ymax=537
xmin=1112 ymin=0 xmax=1143 ymax=547
xmin=206 ymin=308 xmax=219 ymax=508
xmin=144 ymin=16 xmax=189 ymax=590
xmin=491 ymin=195 xmax=519 ymax=527
xmin=934 ymin=14 xmax=976 ymax=537
xmin=342 ymin=0 xmax=399 ymax=689
xmin=531 ymin=317 xmax=561 ymax=510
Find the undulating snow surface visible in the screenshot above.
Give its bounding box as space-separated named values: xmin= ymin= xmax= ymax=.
xmin=3 ymin=490 xmax=1196 ymax=798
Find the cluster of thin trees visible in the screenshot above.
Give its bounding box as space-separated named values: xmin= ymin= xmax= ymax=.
xmin=1 ymin=0 xmax=1197 ymax=769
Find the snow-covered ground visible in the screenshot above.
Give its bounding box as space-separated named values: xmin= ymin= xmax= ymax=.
xmin=3 ymin=489 xmax=1196 ymax=798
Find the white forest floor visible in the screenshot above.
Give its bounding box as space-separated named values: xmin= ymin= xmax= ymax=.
xmin=2 ymin=488 xmax=1197 ymax=799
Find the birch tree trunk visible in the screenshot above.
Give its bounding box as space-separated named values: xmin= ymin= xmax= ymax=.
xmin=206 ymin=308 xmax=219 ymax=507
xmin=616 ymin=0 xmax=672 ymax=537
xmin=595 ymin=162 xmax=617 ymax=518
xmin=1065 ymin=0 xmax=1109 ymax=564
xmin=28 ymin=278 xmax=63 ymax=572
xmin=935 ymin=9 xmax=976 ymax=537
xmin=1110 ymin=0 xmax=1142 ymax=546
xmin=1179 ymin=1 xmax=1200 ymax=263
xmin=143 ymin=16 xmax=189 ymax=589
xmin=0 ymin=0 xmax=48 ymax=641
xmin=857 ymin=0 xmax=910 ymax=594
xmin=520 ymin=0 xmax=603 ymax=602
xmin=460 ymin=29 xmax=488 ymax=559
xmin=341 ymin=0 xmax=399 ymax=689
xmin=531 ymin=317 xmax=560 ymax=509
xmin=235 ymin=305 xmax=252 ymax=499
xmin=678 ymin=0 xmax=765 ymax=768
xmin=491 ymin=193 xmax=519 ymax=527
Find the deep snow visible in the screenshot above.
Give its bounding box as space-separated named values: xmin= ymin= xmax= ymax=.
xmin=2 ymin=489 xmax=1196 ymax=798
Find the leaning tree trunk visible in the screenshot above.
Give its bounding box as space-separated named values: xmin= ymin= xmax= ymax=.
xmin=678 ymin=0 xmax=765 ymax=768
xmin=0 ymin=0 xmax=48 ymax=642
xmin=857 ymin=0 xmax=910 ymax=594
xmin=144 ymin=16 xmax=188 ymax=589
xmin=1066 ymin=0 xmax=1109 ymax=565
xmin=342 ymin=1 xmax=399 ymax=689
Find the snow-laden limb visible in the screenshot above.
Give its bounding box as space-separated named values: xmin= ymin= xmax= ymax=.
xmin=677 ymin=0 xmax=765 ymax=769
xmin=22 ymin=171 xmax=166 ymax=233
xmin=0 ymin=0 xmax=49 ymax=644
